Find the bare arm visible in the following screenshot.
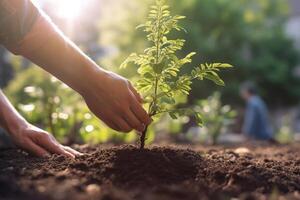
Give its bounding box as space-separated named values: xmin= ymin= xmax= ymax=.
xmin=0 ymin=90 xmax=26 ymax=134
xmin=0 ymin=0 xmax=150 ymax=158
xmin=20 ymin=22 xmax=151 ymax=133
xmin=0 ymin=90 xmax=80 ymax=157
xmin=1 ymin=0 xmax=150 ymax=133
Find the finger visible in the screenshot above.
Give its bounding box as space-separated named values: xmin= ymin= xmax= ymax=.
xmin=62 ymin=146 xmax=83 ymax=156
xmin=101 ymin=116 xmax=121 ymax=131
xmin=130 ymin=97 xmax=151 ymax=126
xmin=90 ymin=109 xmax=120 ymax=131
xmin=38 ymin=135 xmax=75 ymax=158
xmin=129 ymin=83 xmax=143 ymax=103
xmin=124 ymin=109 xmax=145 ymax=132
xmin=115 ymin=117 xmax=133 ymax=133
xmin=26 ymin=140 xmax=50 ymax=158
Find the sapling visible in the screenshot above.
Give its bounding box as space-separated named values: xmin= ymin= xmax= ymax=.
xmin=121 ymin=0 xmax=233 ymax=149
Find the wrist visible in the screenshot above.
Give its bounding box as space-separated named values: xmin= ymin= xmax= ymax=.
xmin=4 ymin=114 xmax=28 ymax=138
xmin=0 ymin=91 xmax=29 ymax=137
xmin=75 ymin=62 xmax=110 ymax=96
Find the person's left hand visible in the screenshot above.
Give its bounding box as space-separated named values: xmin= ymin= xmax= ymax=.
xmin=10 ymin=122 xmax=82 ymax=158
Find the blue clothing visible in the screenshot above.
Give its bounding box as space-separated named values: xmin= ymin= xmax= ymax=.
xmin=243 ymin=96 xmax=273 ymax=140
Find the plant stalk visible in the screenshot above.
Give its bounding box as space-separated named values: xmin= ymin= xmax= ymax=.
xmin=140 ymin=125 xmax=149 ymax=149
xmin=139 ymin=2 xmax=162 ymax=150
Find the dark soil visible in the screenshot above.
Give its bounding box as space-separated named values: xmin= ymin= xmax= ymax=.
xmin=0 ymin=144 xmax=300 ymax=200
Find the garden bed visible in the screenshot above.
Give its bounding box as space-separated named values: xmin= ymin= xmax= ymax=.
xmin=0 ymin=143 xmax=299 ymax=200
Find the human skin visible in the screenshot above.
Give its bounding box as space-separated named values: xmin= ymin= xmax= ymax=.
xmin=19 ymin=23 xmax=151 ymax=134
xmin=0 ymin=33 xmax=150 ymax=157
xmin=0 ymin=90 xmax=82 ymax=158
xmin=0 ymin=10 xmax=151 ymax=158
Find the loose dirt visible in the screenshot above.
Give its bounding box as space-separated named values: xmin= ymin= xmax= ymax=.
xmin=0 ymin=144 xmax=299 ymax=200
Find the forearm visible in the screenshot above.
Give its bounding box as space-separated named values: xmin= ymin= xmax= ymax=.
xmin=0 ymin=91 xmax=27 ymax=135
xmin=1 ymin=0 xmax=107 ymax=98
xmin=17 ymin=18 xmax=106 ymax=96
xmin=32 ymin=41 xmax=100 ymax=94
xmin=3 ymin=4 xmax=150 ymax=133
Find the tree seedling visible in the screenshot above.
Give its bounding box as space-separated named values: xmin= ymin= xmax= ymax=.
xmin=121 ymin=0 xmax=233 ymax=149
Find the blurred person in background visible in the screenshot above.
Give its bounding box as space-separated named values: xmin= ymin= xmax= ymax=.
xmin=240 ymin=82 xmax=274 ymax=141
xmin=0 ymin=0 xmax=151 ymax=158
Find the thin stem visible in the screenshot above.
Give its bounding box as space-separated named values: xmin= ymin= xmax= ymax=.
xmin=139 ymin=109 xmax=155 ymax=149
xmin=155 ymin=5 xmax=161 ymax=64
xmin=139 ymin=4 xmax=162 ymax=150
xmin=140 ymin=125 xmax=148 ymax=149
xmin=152 ymin=5 xmax=161 ymax=112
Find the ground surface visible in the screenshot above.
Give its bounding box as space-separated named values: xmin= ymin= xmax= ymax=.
xmin=0 ymin=143 xmax=300 ymax=200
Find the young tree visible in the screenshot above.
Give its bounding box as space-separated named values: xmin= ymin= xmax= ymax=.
xmin=121 ymin=0 xmax=232 ymax=149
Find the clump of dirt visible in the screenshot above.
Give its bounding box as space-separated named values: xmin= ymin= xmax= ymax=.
xmin=0 ymin=144 xmax=300 ymax=200
xmin=71 ymin=146 xmax=201 ymax=187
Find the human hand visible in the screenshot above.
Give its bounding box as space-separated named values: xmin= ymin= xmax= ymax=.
xmin=81 ymin=70 xmax=151 ymax=133
xmin=10 ymin=122 xmax=81 ymax=158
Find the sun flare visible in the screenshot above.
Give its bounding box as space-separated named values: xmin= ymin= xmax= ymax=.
xmin=33 ymin=0 xmax=85 ymax=20
xmin=57 ymin=0 xmax=83 ymax=19
xmin=56 ymin=0 xmax=83 ymax=19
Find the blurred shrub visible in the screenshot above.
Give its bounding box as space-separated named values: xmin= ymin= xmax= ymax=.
xmin=275 ymin=114 xmax=294 ymax=144
xmin=187 ymin=92 xmax=236 ymax=144
xmin=173 ymin=0 xmax=300 ymax=106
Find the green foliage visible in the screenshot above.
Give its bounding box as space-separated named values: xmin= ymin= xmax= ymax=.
xmin=114 ymin=0 xmax=299 ymax=105
xmin=275 ymin=114 xmax=294 ymax=144
xmin=171 ymin=0 xmax=300 ymax=105
xmin=121 ymin=0 xmax=232 ymax=146
xmin=194 ymin=92 xmax=236 ymax=144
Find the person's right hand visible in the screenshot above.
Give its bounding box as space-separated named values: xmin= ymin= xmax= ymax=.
xmin=81 ymin=70 xmax=151 ymax=133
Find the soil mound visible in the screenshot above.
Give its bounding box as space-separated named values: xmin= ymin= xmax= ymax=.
xmin=71 ymin=145 xmax=202 ymax=187
xmin=0 ymin=144 xmax=300 ymax=200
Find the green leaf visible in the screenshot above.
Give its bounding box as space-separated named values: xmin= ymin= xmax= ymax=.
xmin=160 ymin=96 xmax=176 ymax=104
xmin=169 ymin=112 xmax=178 ymax=119
xmin=194 ymin=112 xmax=203 ymax=126
xmin=213 ymin=63 xmax=233 ymax=68
xmin=138 ymin=65 xmax=153 ymax=75
xmin=204 ymin=74 xmax=225 ymax=86
xmin=144 ymin=72 xmax=154 ymax=79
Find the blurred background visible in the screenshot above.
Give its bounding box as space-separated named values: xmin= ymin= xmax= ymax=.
xmin=0 ymin=0 xmax=299 ymax=146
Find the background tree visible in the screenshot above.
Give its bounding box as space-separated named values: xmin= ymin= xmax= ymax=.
xmin=172 ymin=0 xmax=300 ymax=106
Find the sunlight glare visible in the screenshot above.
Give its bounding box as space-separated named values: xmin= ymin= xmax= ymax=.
xmin=54 ymin=0 xmax=84 ymax=20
